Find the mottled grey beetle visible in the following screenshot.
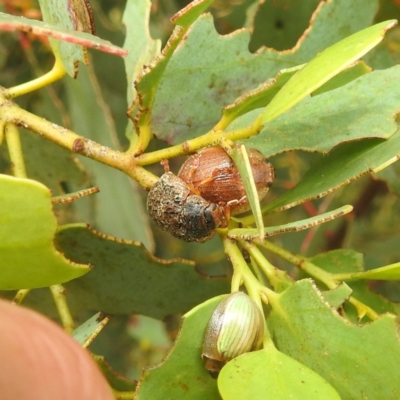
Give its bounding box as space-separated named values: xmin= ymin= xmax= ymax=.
xmin=147 ymin=172 xmax=228 ymax=242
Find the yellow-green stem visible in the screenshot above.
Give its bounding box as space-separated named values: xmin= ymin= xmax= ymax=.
xmin=223 ymin=237 xmax=277 ymax=350
xmin=135 ymin=122 xmax=260 ymax=166
xmin=5 ymin=123 xmax=27 ymax=178
xmin=49 ymin=285 xmax=75 ymax=334
xmin=112 ymin=390 xmax=136 ymax=399
xmin=0 ymin=98 xmax=158 ymax=189
xmin=241 ymin=240 xmax=293 ymax=291
xmin=12 ymin=289 xmax=30 ymax=304
xmin=258 ymin=240 xmax=379 ymax=320
xmin=6 ymin=57 xmax=66 ymax=98
xmin=259 ymin=239 xmax=337 ymax=289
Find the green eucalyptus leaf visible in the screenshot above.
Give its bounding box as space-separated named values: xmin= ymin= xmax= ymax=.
xmin=334 ymin=262 xmax=400 ymax=281
xmin=93 ymin=354 xmax=137 ymax=392
xmin=55 ymin=224 xmax=228 ymax=319
xmin=0 ymin=175 xmax=89 ymax=289
xmin=310 ymin=250 xmax=400 ymax=319
xmin=72 ymin=312 xmax=110 ymax=348
xmin=33 ymin=3 xmax=125 ymax=76
xmin=123 ymin=0 xmax=161 ymax=134
xmin=228 ymin=145 xmax=264 ymax=240
xmin=263 ymin=129 xmax=400 ymax=212
xmin=135 ymin=296 xmax=223 ymax=400
xmin=258 ymin=20 xmax=397 ymax=125
xmin=239 ymin=65 xmax=400 ymax=158
xmin=268 ymin=279 xmax=400 ymax=399
xmin=151 ymin=0 xmax=381 ymax=144
xmin=132 ymin=0 xmax=214 ymax=145
xmin=322 ymin=283 xmax=352 ymax=308
xmin=312 ymin=60 xmax=372 ymax=95
xmin=229 ymin=205 xmax=352 ymax=240
xmin=217 ymin=65 xmax=302 ymax=129
xmin=64 ymin=64 xmax=153 ymax=247
xmin=218 ymin=348 xmax=340 ymax=400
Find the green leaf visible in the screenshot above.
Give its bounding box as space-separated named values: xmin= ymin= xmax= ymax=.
xmin=217 ymin=65 xmax=302 ymax=129
xmin=123 ymin=0 xmax=161 ymax=130
xmin=228 ymin=205 xmax=353 ymax=240
xmin=334 ymin=262 xmax=400 ymax=281
xmin=72 ymin=312 xmax=110 ymax=348
xmin=268 ymin=279 xmax=400 ymax=399
xmin=242 ymin=65 xmax=400 ymax=158
xmin=132 ymin=0 xmax=213 ymax=145
xmin=151 ymin=0 xmax=382 ymax=144
xmin=219 ymin=60 xmax=369 ymax=131
xmin=258 ymin=20 xmax=397 ymax=125
xmin=93 ymin=354 xmax=137 ymax=392
xmin=310 ymin=250 xmax=400 ymax=319
xmin=263 ymin=129 xmax=400 ymax=212
xmin=135 ymin=296 xmax=222 ymax=400
xmin=312 ymin=60 xmax=372 ymax=95
xmin=218 ymin=348 xmax=340 ymax=400
xmin=229 ymin=145 xmax=264 ymax=240
xmin=0 ymin=8 xmax=126 ymax=78
xmin=55 ymin=224 xmax=229 ymax=319
xmin=0 ymin=175 xmax=89 ymax=289
xmin=322 ymin=283 xmax=352 ymax=308
xmin=64 ymin=64 xmax=153 ymax=248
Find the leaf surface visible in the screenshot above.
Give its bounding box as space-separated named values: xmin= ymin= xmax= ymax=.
xmin=55 ymin=224 xmax=229 ymax=319
xmin=0 ymin=175 xmax=89 ymax=289
xmin=135 ymin=296 xmax=222 ymax=399
xmin=218 ymin=348 xmax=340 ymax=400
xmin=263 ymin=128 xmax=400 ymax=212
xmin=268 ymin=279 xmax=400 ymax=399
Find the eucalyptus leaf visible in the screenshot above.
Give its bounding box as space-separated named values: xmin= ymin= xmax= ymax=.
xmin=151 ymin=0 xmax=381 ymax=144
xmin=93 ymin=354 xmax=137 ymax=392
xmin=55 ymin=224 xmax=228 ymax=319
xmin=263 ymin=129 xmax=400 ymax=212
xmin=268 ymin=279 xmax=400 ymax=399
xmin=64 ymin=64 xmax=153 ymax=247
xmin=258 ymin=20 xmax=397 ymax=125
xmin=34 ymin=3 xmax=125 ymax=76
xmin=229 ymin=145 xmax=264 ymax=240
xmin=72 ymin=312 xmax=110 ymax=348
xmin=228 ymin=205 xmax=352 ymax=240
xmin=218 ymin=348 xmax=340 ymax=400
xmin=132 ymin=0 xmax=214 ymax=146
xmin=123 ymin=0 xmax=161 ymax=130
xmin=310 ymin=250 xmax=400 ymax=318
xmin=0 ymin=175 xmax=89 ymax=289
xmin=239 ymin=65 xmax=400 ymax=158
xmin=135 ymin=296 xmax=223 ymax=400
xmin=322 ymin=283 xmax=352 ymax=308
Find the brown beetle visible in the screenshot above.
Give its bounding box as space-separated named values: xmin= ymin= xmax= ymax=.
xmin=147 ymin=172 xmax=228 ymax=242
xmin=178 ymin=147 xmax=274 ymax=215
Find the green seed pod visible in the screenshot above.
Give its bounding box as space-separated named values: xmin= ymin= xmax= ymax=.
xmin=202 ymin=292 xmax=264 ymax=378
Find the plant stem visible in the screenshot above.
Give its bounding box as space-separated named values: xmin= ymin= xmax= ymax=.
xmin=6 ymin=57 xmax=66 ymax=98
xmin=223 ymin=237 xmax=277 ymax=350
xmin=12 ymin=289 xmax=30 ymax=304
xmin=259 ymin=239 xmax=337 ymax=289
xmin=240 ymin=240 xmax=293 ymax=291
xmin=0 ymin=97 xmax=158 ymax=189
xmin=49 ymin=285 xmax=75 ymax=334
xmin=112 ymin=390 xmax=136 ymax=399
xmin=134 ymin=123 xmax=260 ymax=166
xmin=5 ymin=123 xmax=27 ymax=178
xmin=258 ymin=240 xmax=380 ymax=320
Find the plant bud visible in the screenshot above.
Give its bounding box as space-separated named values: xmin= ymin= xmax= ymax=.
xmin=202 ymin=292 xmax=264 ymax=378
